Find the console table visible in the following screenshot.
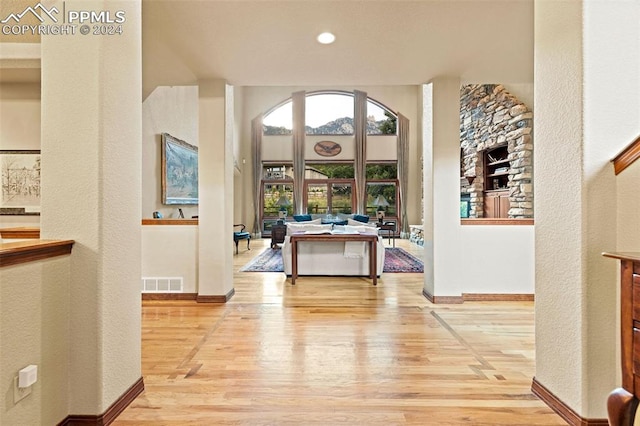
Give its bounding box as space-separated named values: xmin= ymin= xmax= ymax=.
xmin=289 ymin=232 xmax=379 ymax=285
xmin=603 ymin=252 xmax=640 ymax=425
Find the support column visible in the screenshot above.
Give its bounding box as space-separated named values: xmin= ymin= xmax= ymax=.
xmin=40 ymin=0 xmax=142 ymax=416
xmin=422 ymin=76 xmax=462 ymax=303
xmin=198 ymin=80 xmax=234 ymax=300
xmin=533 ymin=0 xmax=640 ymax=420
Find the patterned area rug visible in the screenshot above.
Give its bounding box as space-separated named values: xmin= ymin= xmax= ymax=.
xmin=240 ymin=247 xmax=423 ymax=273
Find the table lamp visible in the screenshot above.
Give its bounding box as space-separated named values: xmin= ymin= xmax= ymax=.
xmin=372 ymin=195 xmax=389 ymax=223
xmin=275 ymin=195 xmax=290 ymax=220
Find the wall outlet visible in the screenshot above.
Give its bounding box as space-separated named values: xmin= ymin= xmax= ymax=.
xmin=13 ymin=376 xmax=32 ymax=403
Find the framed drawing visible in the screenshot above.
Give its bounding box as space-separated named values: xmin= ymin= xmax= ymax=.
xmin=161 ymin=133 xmax=198 ymax=205
xmin=0 ymin=150 xmax=41 ymax=215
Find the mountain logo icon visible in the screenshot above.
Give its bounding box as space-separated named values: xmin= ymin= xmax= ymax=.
xmin=1 ymin=2 xmax=59 ymax=24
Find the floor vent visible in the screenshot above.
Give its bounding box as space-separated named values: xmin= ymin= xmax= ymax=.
xmin=141 ymin=277 xmax=183 ymax=293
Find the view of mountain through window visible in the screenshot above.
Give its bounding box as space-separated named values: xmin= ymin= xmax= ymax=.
xmin=262 ymin=93 xmax=397 ymax=136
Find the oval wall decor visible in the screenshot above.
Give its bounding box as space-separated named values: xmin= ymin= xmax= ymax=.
xmin=314 ymin=140 xmax=342 ymax=157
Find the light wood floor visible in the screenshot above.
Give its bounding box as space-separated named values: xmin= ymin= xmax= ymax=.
xmin=115 ymin=238 xmax=566 ymax=425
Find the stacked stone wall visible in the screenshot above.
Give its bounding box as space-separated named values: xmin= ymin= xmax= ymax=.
xmin=460 ymin=84 xmax=533 ymax=218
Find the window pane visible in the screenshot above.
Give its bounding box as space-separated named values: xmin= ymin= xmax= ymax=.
xmin=366 ymin=164 xmax=397 ymax=179
xmin=366 ymin=182 xmax=397 ymax=217
xmin=263 ymin=101 xmax=292 ymax=135
xmin=331 ymin=183 xmax=352 ymax=215
xmin=306 ymin=93 xmax=354 ymax=135
xmin=307 ymin=183 xmax=328 ymax=215
xmin=367 ymin=101 xmax=397 ymax=135
xmin=263 ymin=164 xmax=293 ymax=180
xmin=263 ymin=183 xmax=293 ymax=217
xmin=307 ymin=163 xmax=354 ymax=179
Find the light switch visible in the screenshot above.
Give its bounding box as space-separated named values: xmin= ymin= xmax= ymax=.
xmin=18 ymin=365 xmax=37 ymax=388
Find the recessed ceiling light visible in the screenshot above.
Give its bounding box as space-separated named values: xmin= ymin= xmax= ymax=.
xmin=317 ymin=32 xmax=336 ymax=45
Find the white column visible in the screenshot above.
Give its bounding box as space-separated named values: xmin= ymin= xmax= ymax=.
xmin=198 ymin=80 xmax=234 ymax=299
xmin=40 ymin=0 xmax=141 ymax=415
xmin=534 ymin=0 xmax=640 ymax=419
xmin=422 ymin=77 xmax=462 ymax=300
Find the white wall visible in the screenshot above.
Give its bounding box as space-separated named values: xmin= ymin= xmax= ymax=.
xmin=534 ymin=0 xmax=640 ymax=419
xmin=423 ymin=78 xmax=535 ymax=299
xmin=142 ymin=85 xmax=199 ymax=219
xmin=503 ymin=83 xmax=534 ymax=111
xmin=583 ymin=1 xmax=640 ymax=416
xmin=534 ymin=1 xmax=588 ymax=415
xmin=40 ymin=0 xmax=142 ymax=415
xmin=0 ymin=256 xmax=70 ymax=425
xmin=617 ymin=160 xmax=640 ymax=251
xmin=142 ymin=225 xmax=198 ymax=293
xmin=451 ymin=226 xmax=534 ymax=294
xmin=0 ymin=83 xmax=41 ymax=227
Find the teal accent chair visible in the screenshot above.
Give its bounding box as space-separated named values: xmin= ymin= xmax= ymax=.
xmin=233 ymin=224 xmax=251 ymax=254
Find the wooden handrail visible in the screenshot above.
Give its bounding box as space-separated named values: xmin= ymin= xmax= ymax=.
xmin=612 ymin=135 xmax=640 ymax=175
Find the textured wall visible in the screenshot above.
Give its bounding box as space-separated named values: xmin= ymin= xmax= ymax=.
xmin=0 ymin=257 xmax=70 ymax=425
xmin=534 ymin=0 xmax=586 ymax=414
xmin=142 ymin=85 xmax=199 ymax=219
xmin=40 ymin=0 xmax=142 ymax=416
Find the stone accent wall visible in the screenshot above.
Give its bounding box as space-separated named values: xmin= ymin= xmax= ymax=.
xmin=460 ymin=84 xmax=533 ymax=218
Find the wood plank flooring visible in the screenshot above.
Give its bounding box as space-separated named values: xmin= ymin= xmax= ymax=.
xmin=114 ymin=238 xmax=566 ymax=425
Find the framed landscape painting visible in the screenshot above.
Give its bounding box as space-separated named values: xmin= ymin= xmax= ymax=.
xmin=161 ymin=133 xmax=199 ymax=205
xmin=0 ymin=150 xmax=41 ymax=215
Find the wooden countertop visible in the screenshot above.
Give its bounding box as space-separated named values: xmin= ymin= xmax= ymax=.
xmin=141 ymin=219 xmax=198 ymax=226
xmin=0 ymin=227 xmax=40 ymax=239
xmin=603 ymin=252 xmax=640 ymax=262
xmin=0 ymin=239 xmax=75 ymax=267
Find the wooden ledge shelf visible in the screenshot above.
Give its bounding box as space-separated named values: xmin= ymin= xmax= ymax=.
xmin=0 ymin=227 xmax=40 ymax=239
xmin=0 ymin=239 xmax=74 ymax=267
xmin=612 ymin=135 xmax=640 ymax=175
xmin=142 ymin=219 xmax=198 ymax=226
xmin=461 ymin=218 xmax=534 ymax=226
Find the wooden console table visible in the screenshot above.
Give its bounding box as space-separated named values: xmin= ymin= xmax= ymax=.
xmin=289 ymin=232 xmax=379 ymax=285
xmin=603 ymin=252 xmax=640 ymax=425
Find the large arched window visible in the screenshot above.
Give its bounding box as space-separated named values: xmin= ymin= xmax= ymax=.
xmin=259 ymin=91 xmax=400 ymax=234
xmin=263 ymin=92 xmax=397 ymax=136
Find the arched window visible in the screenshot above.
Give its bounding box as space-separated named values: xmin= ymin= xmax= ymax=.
xmin=259 ymin=90 xmax=401 ymax=234
xmin=262 ymin=92 xmax=397 ymax=136
xmin=263 ymin=100 xmax=292 ymax=135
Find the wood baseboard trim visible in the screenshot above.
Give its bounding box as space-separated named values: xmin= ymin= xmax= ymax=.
xmin=196 ymin=288 xmax=235 ymax=303
xmin=463 ymin=293 xmax=534 ymax=302
xmin=531 ymin=377 xmax=608 ymax=426
xmin=422 ymin=289 xmax=463 ymax=304
xmin=58 ymin=377 xmax=144 ymax=426
xmin=141 ymin=293 xmax=197 ymax=301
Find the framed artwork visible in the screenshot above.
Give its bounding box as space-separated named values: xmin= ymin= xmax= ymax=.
xmin=0 ymin=150 xmax=41 ymax=215
xmin=161 ymin=133 xmax=198 ymax=205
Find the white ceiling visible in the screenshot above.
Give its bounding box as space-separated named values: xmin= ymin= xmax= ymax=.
xmin=142 ymin=0 xmax=534 ymax=96
xmin=0 ymin=1 xmax=534 ymax=94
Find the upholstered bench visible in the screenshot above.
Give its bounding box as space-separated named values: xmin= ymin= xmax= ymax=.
xmin=233 ymin=224 xmax=251 ymax=254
